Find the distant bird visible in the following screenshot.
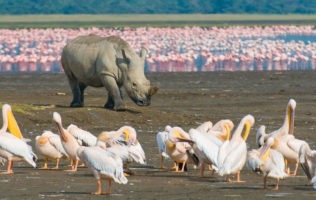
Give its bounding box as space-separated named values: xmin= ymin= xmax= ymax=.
xmin=53 ymin=112 xmax=80 ymax=172
xmin=217 ymin=114 xmax=255 ymax=182
xmin=77 ymin=145 xmax=127 ymax=195
xmin=248 ymin=137 xmax=288 ymax=190
xmin=67 ymin=124 xmax=97 ymax=146
xmin=156 ymin=125 xmax=172 ymax=169
xmin=299 ymin=143 xmax=316 ymax=189
xmin=165 ymin=126 xmax=197 ymax=172
xmin=35 ymin=130 xmax=68 ymax=169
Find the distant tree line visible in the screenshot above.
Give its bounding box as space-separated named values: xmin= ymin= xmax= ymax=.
xmin=0 ymin=0 xmax=316 ymax=14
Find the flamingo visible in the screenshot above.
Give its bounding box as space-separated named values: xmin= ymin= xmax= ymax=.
xmin=53 ymin=112 xmax=80 ymax=172
xmin=77 ymin=145 xmax=127 ymax=195
xmin=248 ymin=137 xmax=288 ymax=190
xmin=217 ymin=114 xmax=255 ymax=182
xmin=35 ymin=130 xmax=68 ymax=169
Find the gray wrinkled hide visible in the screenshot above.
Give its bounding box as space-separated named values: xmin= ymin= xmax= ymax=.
xmin=61 ymin=34 xmax=157 ymax=111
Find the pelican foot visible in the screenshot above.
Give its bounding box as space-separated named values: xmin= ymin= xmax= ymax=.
xmin=1 ymin=170 xmax=13 ymax=175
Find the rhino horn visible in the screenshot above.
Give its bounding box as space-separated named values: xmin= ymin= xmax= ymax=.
xmin=148 ymin=86 xmax=158 ymax=96
xmin=140 ymin=48 xmax=148 ymax=59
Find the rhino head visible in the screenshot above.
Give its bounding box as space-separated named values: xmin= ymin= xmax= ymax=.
xmin=122 ymin=48 xmax=158 ymax=106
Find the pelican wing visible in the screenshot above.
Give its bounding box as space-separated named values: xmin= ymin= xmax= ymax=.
xmin=79 ymin=146 xmax=127 ymax=184
xmin=47 ymin=134 xmax=69 ymax=157
xmin=156 ymin=131 xmax=168 ymax=156
xmin=0 ymin=132 xmax=36 ymax=167
xmin=67 ymin=124 xmax=97 ymax=146
xmin=268 ymin=149 xmax=287 ymax=178
xmin=128 ymin=142 xmax=146 ymax=164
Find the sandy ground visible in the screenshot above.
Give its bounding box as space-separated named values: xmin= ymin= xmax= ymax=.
xmin=0 ymin=71 xmax=316 ymax=199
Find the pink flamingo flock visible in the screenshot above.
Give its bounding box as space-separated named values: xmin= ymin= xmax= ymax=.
xmin=0 ymin=25 xmax=316 ymax=73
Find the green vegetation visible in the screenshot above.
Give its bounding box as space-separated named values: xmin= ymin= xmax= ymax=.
xmin=1 ymin=14 xmax=316 ymax=28
xmin=0 ymin=0 xmax=316 ymax=14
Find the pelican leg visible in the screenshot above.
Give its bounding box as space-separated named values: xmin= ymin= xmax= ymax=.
xmin=92 ymin=179 xmax=102 ymax=195
xmin=1 ymin=160 xmax=13 ymax=174
xmin=235 ymin=171 xmax=245 ymax=183
xmin=40 ymin=158 xmax=49 ymax=169
xmin=65 ymin=159 xmax=78 ymax=172
xmin=200 ymin=163 xmax=205 ymax=177
xmin=290 ymin=162 xmax=299 ymax=176
xmin=160 ymin=155 xmax=165 ymax=169
xmin=263 ymin=174 xmax=268 ymax=189
xmin=106 ymin=179 xmax=112 ymax=194
xmin=52 ymin=158 xmax=60 ymax=170
xmin=180 ymin=161 xmax=186 ymax=172
xmin=226 ymin=175 xmax=232 ymax=182
xmin=272 ymin=178 xmax=279 ymax=190
xmin=171 ymin=162 xmax=177 ymax=169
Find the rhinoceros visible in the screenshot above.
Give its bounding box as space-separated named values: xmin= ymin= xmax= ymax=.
xmin=61 ymin=34 xmax=158 ymax=111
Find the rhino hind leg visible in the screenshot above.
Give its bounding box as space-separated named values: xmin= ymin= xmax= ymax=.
xmin=68 ymin=79 xmax=85 ymax=108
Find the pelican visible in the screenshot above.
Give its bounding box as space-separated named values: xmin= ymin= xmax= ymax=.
xmin=77 ymin=145 xmax=127 ymax=195
xmin=1 ymin=104 xmax=27 ymax=140
xmin=97 ymin=126 xmax=146 ymax=175
xmin=217 ymin=114 xmax=255 ymax=182
xmin=53 ymin=112 xmax=80 ymax=172
xmin=67 ymin=124 xmax=97 ymax=146
xmin=188 ymin=128 xmax=222 ymax=177
xmin=35 ymin=130 xmax=68 ymax=169
xmin=195 ymin=121 xmax=213 ymax=133
xmin=0 ymin=131 xmax=37 ymax=174
xmin=299 ymin=143 xmax=316 ymax=188
xmin=256 ymin=99 xmax=307 ymax=175
xmin=247 ymin=137 xmax=288 ymax=190
xmin=0 ymin=104 xmax=37 ymax=174
xmin=208 ymin=119 xmax=234 ymax=143
xmin=156 ymin=125 xmax=172 ymax=169
xmin=165 ymin=126 xmax=197 ymax=172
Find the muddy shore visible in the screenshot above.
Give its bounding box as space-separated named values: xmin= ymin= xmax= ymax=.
xmin=0 ymin=71 xmax=316 ymax=199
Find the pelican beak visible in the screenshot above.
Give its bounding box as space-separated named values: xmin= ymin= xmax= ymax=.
xmin=173 ymin=131 xmax=194 ymax=144
xmin=259 ymin=144 xmax=270 ymax=163
xmin=242 ymin=121 xmax=251 ymax=141
xmin=6 ymin=108 xmax=23 ymax=139
xmin=122 ymin=129 xmax=130 ymax=142
xmin=288 ymin=107 xmax=295 ymax=135
xmin=55 ymin=122 xmax=67 ymax=142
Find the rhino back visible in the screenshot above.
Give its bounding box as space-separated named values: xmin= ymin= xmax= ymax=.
xmin=61 ymin=35 xmax=121 ymax=87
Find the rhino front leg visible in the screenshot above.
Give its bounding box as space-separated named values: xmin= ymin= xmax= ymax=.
xmin=101 ymin=76 xmax=125 ymax=111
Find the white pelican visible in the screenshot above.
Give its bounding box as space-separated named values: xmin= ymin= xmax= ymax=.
xmin=156 ymin=125 xmax=172 ymax=169
xmin=53 ymin=112 xmax=80 ymax=172
xmin=1 ymin=104 xmax=27 ymax=140
xmin=248 ymin=137 xmax=288 ymax=190
xmin=195 ymin=121 xmax=213 ymax=133
xmin=188 ymin=128 xmax=222 ymax=176
xmin=35 ymin=130 xmax=68 ymax=169
xmin=0 ymin=131 xmax=37 ymax=174
xmin=217 ymin=114 xmax=255 ymax=182
xmin=165 ymin=126 xmax=197 ymax=172
xmin=77 ymin=145 xmax=127 ymax=195
xmin=256 ymin=99 xmax=307 ymax=175
xmin=97 ymin=126 xmax=146 ymax=175
xmin=208 ymin=119 xmax=234 ymax=143
xmin=299 ymin=143 xmax=316 ymax=188
xmin=67 ymin=124 xmax=97 ymax=146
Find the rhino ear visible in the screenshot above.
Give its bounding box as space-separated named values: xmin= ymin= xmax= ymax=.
xmin=140 ymin=48 xmax=148 ymax=60
xmin=122 ymin=49 xmax=131 ymax=63
xmin=148 ymin=86 xmax=158 ymax=96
